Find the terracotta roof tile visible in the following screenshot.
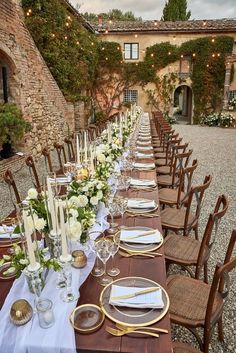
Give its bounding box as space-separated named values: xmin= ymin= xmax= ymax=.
xmin=92 ymin=19 xmax=236 ymax=34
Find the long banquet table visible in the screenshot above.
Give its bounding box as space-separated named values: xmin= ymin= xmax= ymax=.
xmin=0 ymin=116 xmax=172 ymax=353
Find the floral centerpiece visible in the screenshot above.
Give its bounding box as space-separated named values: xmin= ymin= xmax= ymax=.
xmin=201 ymin=112 xmax=235 ymax=127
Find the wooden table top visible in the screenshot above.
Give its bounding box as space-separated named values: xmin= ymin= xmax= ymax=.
xmin=0 ymin=120 xmax=172 ymax=353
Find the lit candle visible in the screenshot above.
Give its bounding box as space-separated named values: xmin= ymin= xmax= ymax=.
xmin=46 ymin=177 xmax=57 ymax=233
xmin=58 ymin=201 xmax=68 ymax=259
xmin=22 ymin=210 xmax=37 ymax=269
xmin=76 ymin=135 xmax=81 ymax=165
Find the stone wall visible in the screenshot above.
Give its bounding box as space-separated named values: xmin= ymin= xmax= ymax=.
xmin=0 ymin=0 xmax=75 ymax=159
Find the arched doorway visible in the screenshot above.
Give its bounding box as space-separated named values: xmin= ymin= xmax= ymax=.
xmin=173 ymin=85 xmax=193 ymax=124
xmin=0 ymin=49 xmax=18 ymax=103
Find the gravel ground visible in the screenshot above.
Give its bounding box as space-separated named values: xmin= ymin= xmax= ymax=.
xmin=170 ymin=124 xmax=236 ymax=353
xmin=0 ymin=125 xmax=235 ymax=352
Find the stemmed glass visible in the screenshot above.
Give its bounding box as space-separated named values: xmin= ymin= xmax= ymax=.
xmin=2 ymin=217 xmax=17 ymax=254
xmin=96 ymin=238 xmax=113 ymax=286
xmin=63 ymin=162 xmax=72 ymax=182
xmin=107 ymin=232 xmax=121 ymax=277
xmin=107 ymin=197 xmax=119 ymax=234
xmin=117 ymin=197 xmax=128 ymax=227
xmin=89 ymin=231 xmax=105 ymax=277
xmin=47 ymin=172 xmax=61 ymax=197
xmin=60 ymin=261 xmax=77 ymax=302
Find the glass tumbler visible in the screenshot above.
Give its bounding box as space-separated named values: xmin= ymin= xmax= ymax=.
xmin=36 ymin=298 xmax=55 ymax=329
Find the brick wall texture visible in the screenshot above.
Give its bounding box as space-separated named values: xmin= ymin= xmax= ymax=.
xmin=0 ymin=0 xmax=75 ymax=159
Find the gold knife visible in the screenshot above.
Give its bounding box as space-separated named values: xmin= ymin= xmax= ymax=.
xmin=111 ymin=287 xmax=160 ymax=300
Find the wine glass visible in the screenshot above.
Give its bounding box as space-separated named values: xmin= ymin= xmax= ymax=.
xmin=63 ymin=162 xmax=72 ymax=182
xmin=60 ymin=261 xmax=77 ymax=302
xmin=2 ymin=217 xmax=17 ymax=254
xmin=96 ymin=238 xmax=113 ymax=286
xmin=107 ymin=197 xmax=119 ymax=234
xmin=107 ymin=232 xmax=121 ymax=277
xmin=89 ymin=231 xmax=105 ymax=277
xmin=47 ymin=172 xmax=61 ymax=197
xmin=117 ymin=197 xmax=128 ymax=227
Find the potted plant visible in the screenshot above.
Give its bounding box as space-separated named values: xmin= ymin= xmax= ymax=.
xmin=0 ymin=103 xmax=31 ymax=159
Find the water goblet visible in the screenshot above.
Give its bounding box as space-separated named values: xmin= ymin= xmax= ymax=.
xmin=107 ymin=197 xmax=119 ymax=234
xmin=107 ymin=232 xmax=121 ymax=277
xmin=60 ymin=258 xmax=77 ymax=302
xmin=117 ymin=197 xmax=128 ymax=227
xmin=96 ymin=238 xmax=113 ymax=286
xmin=2 ymin=217 xmax=17 ymax=254
xmin=88 ymin=231 xmax=105 ymax=277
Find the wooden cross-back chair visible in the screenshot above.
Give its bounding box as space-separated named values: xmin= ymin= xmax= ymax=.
xmin=155 ymin=138 xmax=184 ymax=168
xmin=154 ymin=133 xmax=180 ymax=160
xmin=3 ymin=169 xmax=21 ymax=208
xmin=173 ymin=341 xmax=203 ymax=353
xmin=157 ymin=148 xmax=192 ymax=188
xmin=42 ymin=147 xmax=53 ymax=173
xmin=25 ymin=155 xmax=41 ymax=191
xmin=64 ymin=138 xmax=75 ymax=162
xmin=159 ymin=159 xmax=198 ymax=208
xmin=167 ymin=229 xmax=236 ymax=353
xmin=54 ymin=143 xmax=67 ymax=169
xmin=161 ymin=175 xmax=212 ymax=239
xmin=164 ymin=194 xmax=229 ymax=283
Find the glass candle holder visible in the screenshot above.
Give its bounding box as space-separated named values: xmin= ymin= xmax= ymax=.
xmin=36 ymin=298 xmax=55 ymax=329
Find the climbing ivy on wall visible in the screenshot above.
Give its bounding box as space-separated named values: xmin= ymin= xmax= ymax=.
xmin=22 ymin=0 xmax=234 ymax=122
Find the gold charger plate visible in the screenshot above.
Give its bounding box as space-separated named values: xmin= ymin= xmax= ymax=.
xmin=70 ymin=304 xmax=105 ymax=334
xmin=0 ymin=262 xmax=17 ymax=280
xmin=127 ymin=198 xmax=158 ymax=214
xmin=100 ymin=276 xmax=169 ymax=327
xmin=119 ymin=227 xmax=163 ymax=253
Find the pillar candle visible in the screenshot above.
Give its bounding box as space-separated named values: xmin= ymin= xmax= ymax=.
xmin=23 ymin=210 xmax=37 ymax=269
xmin=76 ymin=135 xmax=81 ymax=165
xmin=47 ymin=177 xmax=57 ymax=233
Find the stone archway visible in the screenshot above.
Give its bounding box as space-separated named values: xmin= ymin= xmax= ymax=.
xmin=173 ymin=85 xmax=193 ymax=124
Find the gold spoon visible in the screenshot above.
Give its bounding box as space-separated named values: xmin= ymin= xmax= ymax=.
xmin=106 ymin=326 xmax=159 ymax=338
xmin=118 ymin=250 xmax=155 ymax=258
xmin=116 ymin=323 xmax=168 ymax=334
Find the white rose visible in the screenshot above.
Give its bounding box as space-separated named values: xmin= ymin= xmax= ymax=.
xmin=34 ymin=217 xmax=46 ymax=231
xmin=97 ymin=190 xmax=103 ymax=200
xmin=28 ymin=188 xmax=38 ymax=200
xmin=97 ymin=153 xmax=106 ymax=163
xmin=68 ymin=196 xmax=80 ymax=208
xmin=82 ymin=185 xmax=89 ymax=192
xmin=66 ymin=220 xmax=82 ymax=240
xmin=112 ymin=143 xmax=118 ymax=150
xmin=90 ymin=196 xmax=99 ymax=206
xmin=96 ymin=182 xmax=103 ymax=190
xmin=19 ymin=258 xmax=29 ymax=265
xmin=78 ymin=195 xmax=88 ymax=207
xmin=69 ymin=209 xmax=78 ymax=219
xmin=106 ymin=156 xmax=112 ymax=163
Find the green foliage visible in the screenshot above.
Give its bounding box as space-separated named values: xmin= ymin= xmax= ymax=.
xmin=83 ymin=9 xmax=142 ymax=22
xmin=161 ymin=0 xmax=191 ymax=21
xmin=0 ymin=103 xmax=31 ymax=144
xmin=22 ymin=0 xmax=98 ymax=101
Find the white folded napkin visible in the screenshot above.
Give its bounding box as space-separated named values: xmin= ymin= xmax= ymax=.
xmin=109 ymin=285 xmax=164 ymax=309
xmin=133 ymin=162 xmax=155 ymax=170
xmin=138 ymin=145 xmax=153 ymax=150
xmin=130 ymin=179 xmax=156 ymax=187
xmin=138 ymin=136 xmax=151 ymax=141
xmin=127 ymin=199 xmax=156 ymax=209
xmin=49 ymin=176 xmax=71 ymax=183
xmin=137 ymin=152 xmax=153 ymax=159
xmin=120 ymin=228 xmax=161 ymax=244
xmin=0 ymin=226 xmax=20 ymax=239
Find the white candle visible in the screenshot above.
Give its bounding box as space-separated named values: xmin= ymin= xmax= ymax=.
xmin=46 ymin=177 xmax=57 ymax=233
xmin=76 ymin=135 xmax=81 ymax=165
xmin=90 ymin=146 xmax=95 ymax=174
xmin=84 ymin=131 xmax=88 ymax=163
xmin=58 ymin=201 xmax=68 ymax=259
xmin=22 ymin=210 xmax=37 ymax=269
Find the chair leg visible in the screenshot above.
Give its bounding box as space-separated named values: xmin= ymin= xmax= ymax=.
xmin=194 ymin=225 xmax=199 ymax=240
xmin=204 ymin=263 xmax=208 ymax=283
xmin=218 ymin=315 xmax=224 ymax=342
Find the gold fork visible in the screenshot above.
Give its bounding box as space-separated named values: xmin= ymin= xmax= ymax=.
xmin=127 ymin=213 xmax=159 ymax=218
xmin=119 ymin=250 xmax=155 ymax=258
xmin=116 ymin=323 xmax=168 ymax=334
xmin=106 ymin=326 xmax=159 ymax=338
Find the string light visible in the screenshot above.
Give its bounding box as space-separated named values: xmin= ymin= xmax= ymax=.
xmin=151 ymin=53 xmax=154 ymax=57
xmin=173 ymin=35 xmax=176 ymax=41
xmin=168 ymin=51 xmax=171 ymax=55
xmin=217 ymin=53 xmax=221 ymax=57
xmin=154 ymin=21 xmax=158 ymax=26
xmin=211 ymin=38 xmax=215 ymax=43
xmin=67 ymin=16 xmax=71 ymax=20
xmin=192 ymin=53 xmax=196 ymax=57
xmin=91 ymin=42 xmax=94 ymax=46
xmin=109 ymin=19 xmax=112 ymax=24
xmin=117 ymin=46 xmax=120 ymax=50
xmin=102 ymin=47 xmax=105 ymax=51
xmin=135 ymin=63 xmax=138 ymax=66
xmin=206 ymin=64 xmax=209 ymax=67
xmin=134 ymin=34 xmax=138 ymax=38
xmin=105 ymin=29 xmax=109 ymax=34
xmin=151 ymin=64 xmax=154 ymax=68
xmin=181 ymin=54 xmax=184 ymax=58
xmin=76 ymin=41 xmax=80 ymax=45
xmin=65 ymin=22 xmax=70 ymax=27
xmin=212 ymin=53 xmax=215 ymax=58
xmin=51 ymin=33 xmax=55 ymax=38
xmin=105 ymin=57 xmax=108 ymax=61
xmin=64 ymin=36 xmax=68 ymax=40
xmin=203 ymin=20 xmax=207 ymax=26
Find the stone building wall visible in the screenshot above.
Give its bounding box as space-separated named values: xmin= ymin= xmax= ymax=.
xmin=0 ymin=0 xmax=75 ymax=159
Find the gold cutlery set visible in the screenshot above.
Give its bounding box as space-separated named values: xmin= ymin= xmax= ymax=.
xmin=127 ymin=212 xmax=159 ymax=218
xmin=119 ymin=250 xmax=162 ymax=258
xmin=106 ymin=323 xmax=168 ymax=338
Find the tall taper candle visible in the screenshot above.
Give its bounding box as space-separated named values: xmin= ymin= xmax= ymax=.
xmin=84 ymin=131 xmax=88 ymax=163
xmin=22 ymin=210 xmax=37 ymax=269
xmin=76 ymin=135 xmax=81 ymax=165
xmin=58 ymin=201 xmax=68 ymax=259
xmin=47 ymin=177 xmax=57 ymax=233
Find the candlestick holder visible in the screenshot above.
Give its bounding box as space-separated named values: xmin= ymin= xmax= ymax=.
xmin=59 ymin=255 xmax=77 ymax=303
xmin=24 ymin=263 xmax=44 ymax=296
xmin=48 ymin=231 xmax=62 ymax=259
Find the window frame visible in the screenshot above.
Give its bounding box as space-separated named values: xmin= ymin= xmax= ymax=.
xmin=123 ymin=89 xmax=138 ymax=103
xmin=124 ymin=43 xmax=139 ymax=60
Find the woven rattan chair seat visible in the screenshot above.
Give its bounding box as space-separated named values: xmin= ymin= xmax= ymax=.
xmin=154 ymin=152 xmax=166 ymax=159
xmin=173 ymin=341 xmax=203 ymax=353
xmin=155 ymin=158 xmax=167 ymax=166
xmin=164 ymin=233 xmax=207 ymax=264
xmin=159 ymin=189 xmax=185 ymax=205
xmin=167 ymin=275 xmax=223 ymax=327
xmin=156 ymin=165 xmax=171 ymax=175
xmin=160 ymin=208 xmax=195 ymax=229
xmin=153 ymin=146 xmax=163 ymax=152
xmin=157 ymin=175 xmax=179 ymax=187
